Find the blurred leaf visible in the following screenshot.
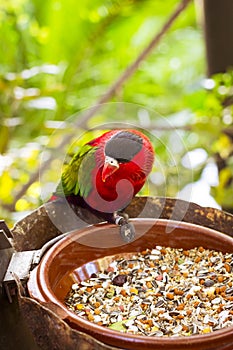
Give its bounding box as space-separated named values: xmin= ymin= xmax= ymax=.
xmin=0 ymin=125 xmax=9 ymax=153
xmin=212 ymin=134 xmax=232 ymax=159
xmin=0 ymin=171 xmax=14 ymax=203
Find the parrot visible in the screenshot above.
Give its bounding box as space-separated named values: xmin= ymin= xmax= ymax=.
xmin=51 ymin=129 xmax=154 ymax=242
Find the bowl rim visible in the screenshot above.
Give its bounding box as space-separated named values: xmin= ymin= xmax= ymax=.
xmin=28 ymin=218 xmax=233 ymax=346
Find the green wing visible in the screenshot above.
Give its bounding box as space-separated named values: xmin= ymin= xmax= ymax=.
xmin=55 ymin=144 xmax=97 ymax=197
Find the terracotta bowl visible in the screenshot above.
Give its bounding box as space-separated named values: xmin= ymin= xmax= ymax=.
xmin=28 ymin=219 xmax=233 ymax=350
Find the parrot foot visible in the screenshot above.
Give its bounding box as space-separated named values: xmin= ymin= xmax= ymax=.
xmin=113 ymin=212 xmax=135 ymax=243
xmin=114 ymin=212 xmax=129 ymax=225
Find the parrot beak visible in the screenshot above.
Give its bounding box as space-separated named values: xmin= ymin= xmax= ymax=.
xmin=102 ymin=156 xmax=119 ymax=182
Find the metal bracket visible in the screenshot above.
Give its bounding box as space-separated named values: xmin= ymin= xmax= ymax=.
xmin=1 ymin=226 xmax=70 ymax=302
xmin=3 ymin=250 xmax=41 ymax=302
xmin=0 ymin=220 xmax=14 ymax=297
xmin=0 ymin=219 xmax=43 ymax=302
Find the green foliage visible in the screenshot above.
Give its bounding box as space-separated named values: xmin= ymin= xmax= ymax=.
xmin=185 ymin=70 xmax=233 ymax=211
xmin=0 ymin=0 xmax=232 ymax=226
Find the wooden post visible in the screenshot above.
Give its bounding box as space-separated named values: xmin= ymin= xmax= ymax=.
xmin=203 ymin=0 xmax=233 ymax=76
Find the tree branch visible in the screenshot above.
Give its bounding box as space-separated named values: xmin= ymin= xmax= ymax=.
xmin=73 ymin=0 xmax=192 ymax=128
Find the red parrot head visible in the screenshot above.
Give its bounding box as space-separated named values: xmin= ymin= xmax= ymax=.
xmin=100 ymin=129 xmax=154 ymax=187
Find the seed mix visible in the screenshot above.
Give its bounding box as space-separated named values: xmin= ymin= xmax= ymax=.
xmin=65 ymin=246 xmax=233 ymax=337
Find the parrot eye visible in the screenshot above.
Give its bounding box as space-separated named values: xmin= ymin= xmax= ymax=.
xmin=105 ymin=156 xmax=119 ymax=167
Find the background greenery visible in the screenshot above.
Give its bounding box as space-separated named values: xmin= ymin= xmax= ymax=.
xmin=0 ymin=0 xmax=232 ymax=226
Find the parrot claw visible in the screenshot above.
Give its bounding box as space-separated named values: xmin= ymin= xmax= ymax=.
xmin=113 ymin=212 xmax=129 ymax=225
xmin=114 ymin=215 xmax=128 ymax=226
